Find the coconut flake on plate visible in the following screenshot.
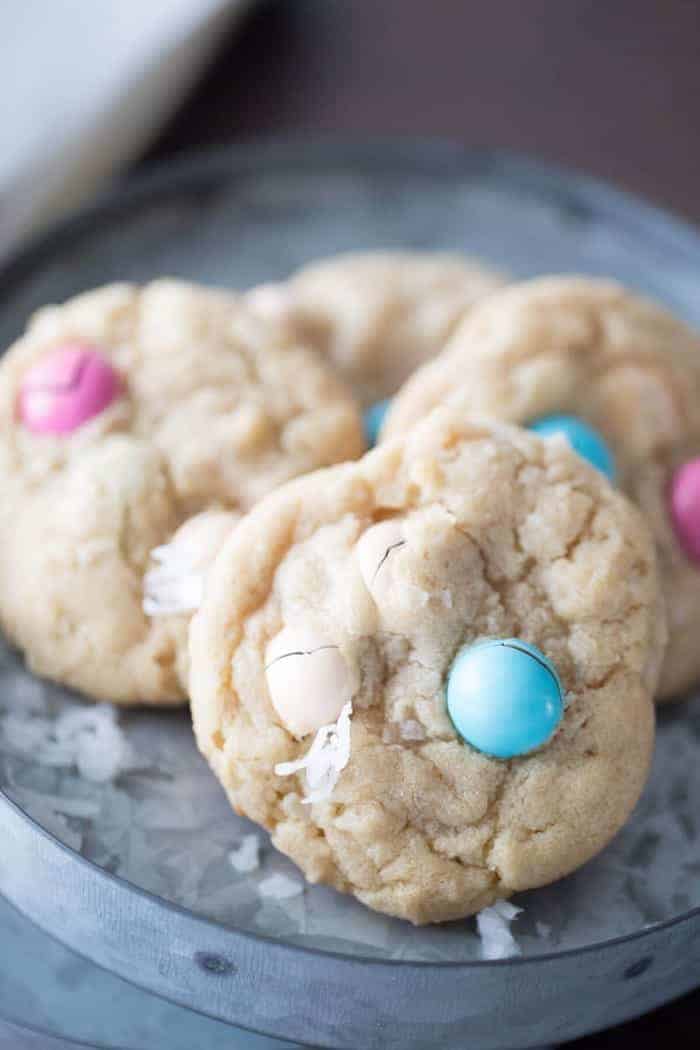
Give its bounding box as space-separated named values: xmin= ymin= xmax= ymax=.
xmin=275 ymin=701 xmax=352 ymax=804
xmin=228 ymin=833 xmax=261 ymax=873
xmin=11 ymin=785 xmax=100 ymax=821
xmin=0 ymin=703 xmax=136 ymax=784
xmin=7 ymin=786 xmax=98 ymax=851
xmin=258 ymin=872 xmax=304 ymax=900
xmin=476 ymin=900 xmax=523 ymax=960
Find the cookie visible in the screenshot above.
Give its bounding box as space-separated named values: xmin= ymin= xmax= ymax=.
xmin=0 ymin=280 xmax=365 ymax=704
xmin=383 ymin=276 xmax=700 ymax=700
xmin=246 ymin=252 xmax=505 ymax=415
xmin=189 ymin=410 xmax=662 ymax=924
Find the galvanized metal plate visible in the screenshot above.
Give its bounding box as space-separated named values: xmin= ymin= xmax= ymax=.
xmin=2 ymin=141 xmax=700 ymax=1048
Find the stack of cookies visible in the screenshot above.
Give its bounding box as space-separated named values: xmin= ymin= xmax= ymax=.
xmin=2 ymin=253 xmax=699 ymax=925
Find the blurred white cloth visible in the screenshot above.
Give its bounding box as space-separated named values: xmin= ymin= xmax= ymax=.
xmin=0 ymin=0 xmax=247 ymax=258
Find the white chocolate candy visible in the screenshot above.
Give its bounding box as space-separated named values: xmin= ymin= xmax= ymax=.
xmin=143 ymin=510 xmax=239 ymax=616
xmin=356 ymin=519 xmax=405 ymax=593
xmin=265 ymin=624 xmax=356 ymax=738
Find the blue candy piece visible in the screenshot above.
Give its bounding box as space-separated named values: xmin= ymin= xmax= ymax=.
xmin=529 ymin=414 xmax=616 ymax=482
xmin=446 ymin=638 xmax=563 ymax=759
xmin=363 ymin=398 xmax=390 ymax=447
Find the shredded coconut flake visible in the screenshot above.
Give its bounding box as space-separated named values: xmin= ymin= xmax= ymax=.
xmin=228 ymin=833 xmax=261 ymax=873
xmin=12 ymin=786 xmax=100 ymax=820
xmin=476 ymin=901 xmax=523 ymax=960
xmin=0 ymin=704 xmax=136 ymax=784
xmin=8 ymin=788 xmax=84 ymax=851
xmin=275 ymin=702 xmax=352 ymax=804
xmin=258 ymin=873 xmax=304 ymax=900
xmin=143 ymin=540 xmax=205 ymax=616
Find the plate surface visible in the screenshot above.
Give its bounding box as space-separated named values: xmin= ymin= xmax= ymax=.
xmin=2 ymin=141 xmax=700 ymax=1048
xmin=0 ymin=892 xmax=293 ymax=1050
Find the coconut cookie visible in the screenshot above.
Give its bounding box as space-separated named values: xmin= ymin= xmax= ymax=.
xmin=190 ymin=410 xmax=663 ymax=924
xmin=246 ymin=252 xmax=506 ymax=424
xmin=0 ymin=280 xmax=365 ymax=704
xmin=383 ymin=276 xmax=700 ymax=700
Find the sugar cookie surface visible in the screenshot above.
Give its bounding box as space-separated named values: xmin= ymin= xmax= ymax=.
xmin=0 ymin=280 xmax=365 ymax=704
xmin=247 ymin=252 xmax=506 ymax=406
xmin=384 ymin=276 xmax=700 ymax=700
xmin=190 ymin=410 xmax=662 ymax=923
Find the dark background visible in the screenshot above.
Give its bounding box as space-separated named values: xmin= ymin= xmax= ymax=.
xmin=145 ymin=1 xmax=700 ymax=1046
xmin=146 ymin=0 xmax=700 ymax=223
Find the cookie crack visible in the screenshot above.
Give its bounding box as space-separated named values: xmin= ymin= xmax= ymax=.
xmin=480 ymin=771 xmax=510 ymax=881
xmin=265 ymin=644 xmax=339 ymax=671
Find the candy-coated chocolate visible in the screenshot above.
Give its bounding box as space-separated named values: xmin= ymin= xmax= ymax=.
xmin=529 ymin=414 xmax=615 ymax=481
xmin=363 ymin=398 xmax=390 ymax=447
xmin=446 ymin=638 xmax=563 ymax=759
xmin=670 ymin=458 xmax=700 ymax=564
xmin=356 ymin=519 xmax=405 ymax=592
xmin=265 ymin=624 xmax=357 ymax=738
xmin=19 ymin=344 xmax=120 ymax=435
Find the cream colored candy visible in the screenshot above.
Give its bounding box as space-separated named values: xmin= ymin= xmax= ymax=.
xmin=356 ymin=519 xmax=405 ymax=593
xmin=265 ymin=624 xmax=357 ymax=738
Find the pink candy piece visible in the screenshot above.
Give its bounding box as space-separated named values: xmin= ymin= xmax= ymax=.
xmin=670 ymin=458 xmax=700 ymax=564
xmin=19 ymin=344 xmax=121 ymax=435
